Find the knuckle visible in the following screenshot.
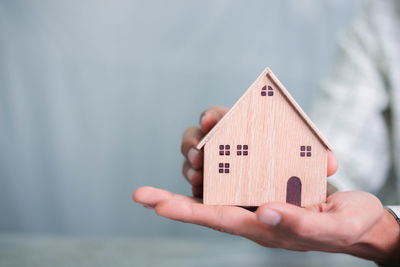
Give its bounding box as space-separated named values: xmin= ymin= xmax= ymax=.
xmin=215 ymin=205 xmax=225 ymax=223
xmin=182 ymin=126 xmax=196 ymax=137
xmin=181 ymin=129 xmax=203 ymax=155
xmin=180 ymin=142 xmax=186 ymax=155
xmin=182 ymin=127 xmax=198 ymax=141
xmin=181 ymin=139 xmax=195 ymax=155
xmin=212 ymin=206 xmax=234 ymax=234
xmin=335 ymin=234 xmax=357 ymax=247
xmin=182 ymin=161 xmax=189 ymax=177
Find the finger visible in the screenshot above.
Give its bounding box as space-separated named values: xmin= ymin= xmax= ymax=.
xmin=182 ymin=160 xmax=203 ymax=186
xmin=192 ymin=185 xmax=203 ymax=197
xmin=187 ymin=148 xmax=203 ymax=170
xmin=327 ymin=150 xmax=338 ymax=177
xmin=181 ymin=127 xmax=204 ymax=169
xmin=200 ymin=106 xmax=228 ymax=133
xmin=155 ymin=199 xmax=261 ymax=237
xmin=132 ymin=186 xmax=200 ymax=207
xmin=181 ymin=126 xmax=203 ymax=156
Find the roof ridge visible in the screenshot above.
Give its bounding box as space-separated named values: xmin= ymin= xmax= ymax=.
xmin=196 ymin=67 xmax=333 ymax=151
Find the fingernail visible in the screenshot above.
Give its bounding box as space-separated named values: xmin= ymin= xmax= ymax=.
xmin=143 ymin=204 xmax=154 ymax=210
xmin=188 ymin=148 xmax=198 ymax=165
xmin=187 ymin=168 xmax=196 ymax=182
xmin=259 ymin=208 xmax=281 ymax=226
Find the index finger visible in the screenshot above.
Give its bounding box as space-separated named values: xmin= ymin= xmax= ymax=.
xmin=154 ymin=198 xmax=262 ymax=238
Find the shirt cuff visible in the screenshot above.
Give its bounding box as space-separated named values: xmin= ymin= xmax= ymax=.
xmin=386 ymin=206 xmax=400 ymax=225
xmin=376 ymin=206 xmax=400 ymax=266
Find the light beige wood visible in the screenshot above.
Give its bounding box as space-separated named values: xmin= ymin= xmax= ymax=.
xmin=200 ymin=67 xmax=329 ymax=207
xmin=197 ymin=68 xmax=332 ymax=151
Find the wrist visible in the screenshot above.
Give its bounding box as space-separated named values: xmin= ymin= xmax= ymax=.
xmin=346 ymin=208 xmax=400 ymax=262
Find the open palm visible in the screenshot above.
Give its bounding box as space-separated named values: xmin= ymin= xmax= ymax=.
xmin=133 ymin=187 xmax=385 ymax=259
xmin=133 ymin=106 xmax=399 ymax=262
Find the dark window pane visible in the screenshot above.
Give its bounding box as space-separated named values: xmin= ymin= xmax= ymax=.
xmin=237 ymin=151 xmax=241 ymax=156
xmin=219 ymin=163 xmax=223 ymax=167
xmin=243 ymin=151 xmax=248 ymax=156
xmin=225 ymin=145 xmax=230 ymax=149
xmin=300 ymin=146 xmax=306 ymax=151
xmin=243 ymin=145 xmax=248 ymax=150
xmin=219 ymin=169 xmax=223 ymax=173
xmin=225 ymin=169 xmax=230 ymax=174
xmin=237 ymin=145 xmax=242 ymax=149
xmin=307 ymin=152 xmax=311 ymax=157
xmin=268 ymin=85 xmax=273 ymax=91
xmin=225 ymin=163 xmax=230 ymax=168
xmin=262 ymin=85 xmax=267 ymax=91
xmin=268 ymin=91 xmax=273 ymax=96
xmin=261 ymin=91 xmax=266 ymax=96
xmin=307 ymin=146 xmax=311 ymax=151
xmin=300 ymin=152 xmax=305 ymax=157
xmin=219 ymin=145 xmax=224 ymax=150
xmin=219 ymin=151 xmax=224 ymax=156
xmin=225 ymin=151 xmax=230 ymax=156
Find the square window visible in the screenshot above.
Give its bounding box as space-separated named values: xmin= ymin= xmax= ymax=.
xmin=219 ymin=144 xmax=230 ymax=156
xmin=300 ymin=145 xmax=312 ymax=157
xmin=268 ymin=91 xmax=273 ymax=96
xmin=218 ymin=162 xmax=230 ymax=174
xmin=261 ymin=91 xmax=266 ymax=96
xmin=237 ymin=144 xmax=248 ymax=156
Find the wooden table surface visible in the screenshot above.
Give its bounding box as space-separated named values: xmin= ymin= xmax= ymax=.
xmin=0 ymin=233 xmax=376 ymax=267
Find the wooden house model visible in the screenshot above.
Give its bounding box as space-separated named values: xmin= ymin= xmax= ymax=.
xmin=197 ymin=67 xmax=332 ymax=207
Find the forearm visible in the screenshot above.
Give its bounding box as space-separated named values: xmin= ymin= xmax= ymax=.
xmin=345 ymin=208 xmax=400 ymax=263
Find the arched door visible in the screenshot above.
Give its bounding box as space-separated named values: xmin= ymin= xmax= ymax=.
xmin=286 ymin=176 xmax=302 ymax=206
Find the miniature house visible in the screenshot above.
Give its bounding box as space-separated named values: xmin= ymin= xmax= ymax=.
xmin=197 ymin=67 xmax=332 ymax=207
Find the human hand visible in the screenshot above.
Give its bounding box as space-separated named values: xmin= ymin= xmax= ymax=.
xmin=133 ymin=106 xmax=400 ymax=263
xmin=180 ymin=106 xmax=229 ymax=197
xmin=133 ymin=188 xmax=400 ymax=263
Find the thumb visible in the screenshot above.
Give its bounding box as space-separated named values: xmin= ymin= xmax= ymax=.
xmin=327 ymin=150 xmax=338 ymax=177
xmin=256 ymin=203 xmax=302 ymax=228
xmin=256 ymin=203 xmax=334 ymax=237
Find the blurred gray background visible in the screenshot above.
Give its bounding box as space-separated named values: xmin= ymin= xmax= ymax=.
xmin=0 ymin=0 xmax=364 ymax=237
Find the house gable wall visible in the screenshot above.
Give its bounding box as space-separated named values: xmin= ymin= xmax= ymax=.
xmin=203 ymin=71 xmax=327 ymax=206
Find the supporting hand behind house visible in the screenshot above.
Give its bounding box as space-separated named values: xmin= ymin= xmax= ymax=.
xmin=133 ymin=106 xmax=400 ymax=263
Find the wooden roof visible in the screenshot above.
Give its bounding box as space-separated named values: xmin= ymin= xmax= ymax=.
xmin=196 ymin=67 xmax=333 ymax=151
